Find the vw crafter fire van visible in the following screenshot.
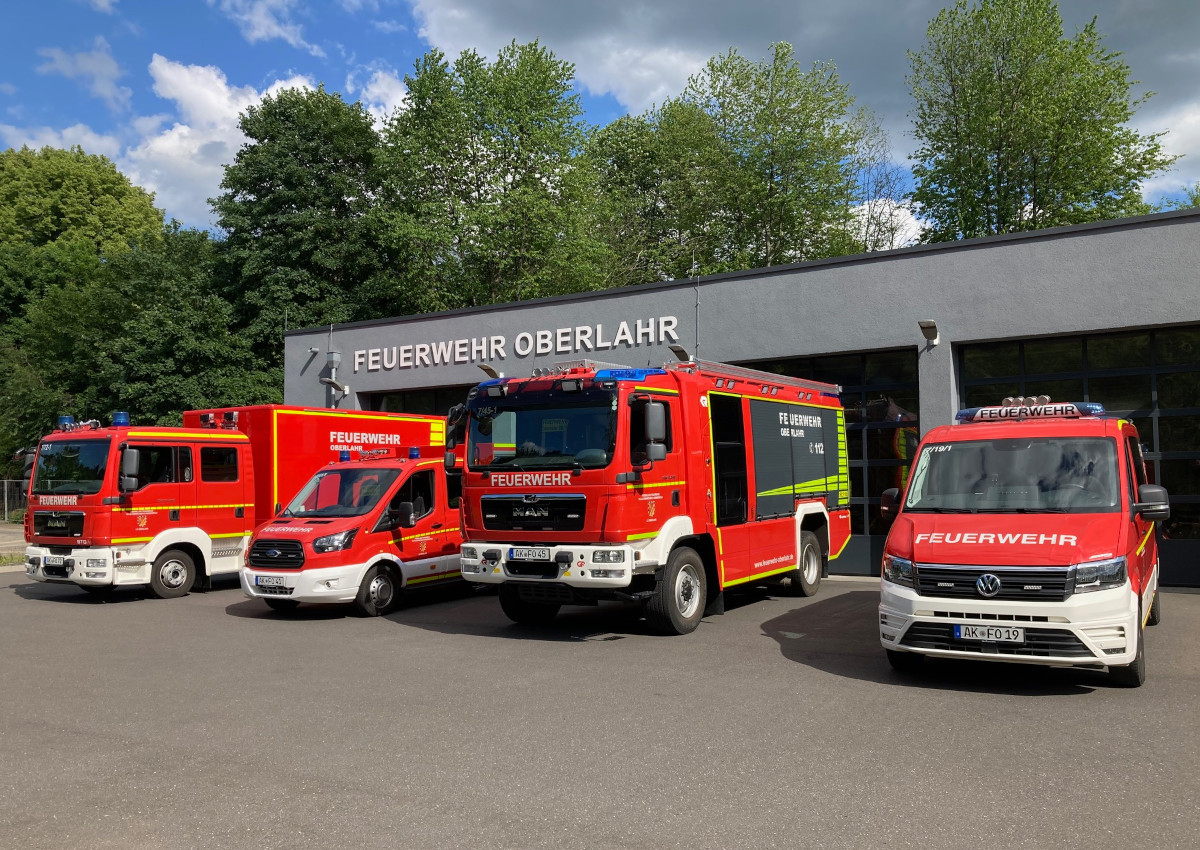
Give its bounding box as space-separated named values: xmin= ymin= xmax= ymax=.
xmin=878 ymin=398 xmax=1169 ymax=687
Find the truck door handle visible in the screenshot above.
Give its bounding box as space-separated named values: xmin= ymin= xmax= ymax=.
xmin=432 ymin=522 xmax=443 ymax=529
xmin=169 ymin=510 xmax=180 ymax=521
xmin=235 ymin=507 xmax=244 ymax=518
xmin=672 ymin=490 xmax=680 ymax=506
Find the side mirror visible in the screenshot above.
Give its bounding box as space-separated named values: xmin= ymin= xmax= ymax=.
xmin=394 ymin=501 xmax=416 ymax=529
xmin=647 ymin=442 xmax=667 ymax=462
xmin=274 ymin=502 xmax=282 ymax=516
xmin=444 ymin=450 xmax=458 ymax=473
xmin=119 ymin=448 xmax=141 ymax=492
xmin=880 ymin=488 xmax=900 ymax=520
xmin=1134 ymin=484 xmax=1170 ymax=521
xmin=645 ymin=402 xmax=666 ymax=443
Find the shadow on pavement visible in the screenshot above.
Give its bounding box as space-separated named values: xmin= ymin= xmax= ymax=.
xmin=12 ymin=573 xmax=241 ymax=604
xmin=761 ymin=589 xmax=1105 ymax=695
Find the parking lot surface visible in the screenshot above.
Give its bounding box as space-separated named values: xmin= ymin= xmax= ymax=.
xmin=2 ymin=573 xmax=1199 ymax=850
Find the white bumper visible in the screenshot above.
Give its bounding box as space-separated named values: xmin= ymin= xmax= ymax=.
xmin=24 ymin=545 xmax=149 ymax=586
xmin=879 ymin=580 xmax=1140 ymax=667
xmin=460 ymin=541 xmax=642 ymax=589
xmin=242 ymin=562 xmax=369 ymax=605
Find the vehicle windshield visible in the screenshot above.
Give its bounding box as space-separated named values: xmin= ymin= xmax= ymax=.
xmin=467 ymin=384 xmax=617 ymax=471
xmin=283 ymin=467 xmax=402 ymax=518
xmin=904 ymin=436 xmax=1120 ymax=514
xmin=31 ymin=439 xmax=112 ymax=495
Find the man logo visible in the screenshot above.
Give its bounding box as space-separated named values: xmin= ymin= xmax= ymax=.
xmin=976 ymin=573 xmax=1002 ymax=598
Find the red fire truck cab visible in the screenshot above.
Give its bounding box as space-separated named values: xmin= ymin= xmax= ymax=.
xmin=878 ymin=399 xmax=1170 ymax=687
xmin=241 ymin=445 xmax=464 ymax=616
xmin=23 ymin=406 xmax=440 ymax=599
xmin=451 ymin=357 xmax=852 ymax=634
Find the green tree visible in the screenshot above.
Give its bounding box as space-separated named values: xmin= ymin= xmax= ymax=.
xmin=374 ymin=41 xmax=607 ymax=312
xmin=908 ymin=0 xmax=1175 ymax=240
xmin=212 ymin=85 xmax=385 ymax=368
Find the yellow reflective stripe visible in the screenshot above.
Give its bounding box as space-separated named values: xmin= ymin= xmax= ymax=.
xmin=626 ymin=531 xmax=658 ymax=541
xmin=634 ymin=386 xmax=679 ymax=395
xmin=272 ymin=408 xmax=280 ymax=515
xmin=275 ymin=408 xmax=446 ymax=446
xmin=112 ymin=536 xmax=153 ymax=544
xmin=112 ymin=503 xmax=251 ymax=512
xmin=757 ymin=476 xmax=841 ymax=498
xmin=407 ymin=571 xmax=460 ymax=586
xmin=831 ymin=534 xmax=851 ymax=560
xmin=210 ymin=532 xmax=252 ymax=539
xmin=127 ymin=431 xmax=248 ymax=441
xmin=626 ymin=481 xmax=686 ymax=490
xmin=1136 ymin=525 xmax=1155 ymax=556
xmin=723 ymin=563 xmax=795 ymax=587
xmin=392 ymin=527 xmax=461 ymax=544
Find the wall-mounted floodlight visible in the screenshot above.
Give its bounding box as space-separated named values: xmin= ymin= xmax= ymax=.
xmin=320 ymin=377 xmax=348 ymax=396
xmin=918 ymin=319 xmax=940 ymax=346
xmin=478 ymin=364 xmax=502 ymax=379
xmin=668 ymin=344 xmax=692 ymax=362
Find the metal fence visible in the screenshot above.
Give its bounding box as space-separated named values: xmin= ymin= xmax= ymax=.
xmin=2 ymin=481 xmax=28 ymax=523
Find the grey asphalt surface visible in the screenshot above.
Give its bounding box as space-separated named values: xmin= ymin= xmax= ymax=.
xmin=2 ymin=572 xmax=1198 ymax=850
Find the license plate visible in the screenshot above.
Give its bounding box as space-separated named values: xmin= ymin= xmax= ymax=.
xmin=255 ymin=575 xmax=286 ymax=587
xmin=44 ymin=556 xmax=65 ymax=567
xmin=954 ymin=624 xmax=1024 ymax=643
xmin=509 ymin=547 xmax=549 ymax=561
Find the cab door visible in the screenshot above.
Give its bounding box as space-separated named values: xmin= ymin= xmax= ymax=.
xmin=1123 ymin=429 xmax=1156 ymax=601
xmin=387 ymin=466 xmax=458 ymax=586
xmin=197 ymin=443 xmax=250 ymax=561
xmin=115 ymin=443 xmax=182 ymax=545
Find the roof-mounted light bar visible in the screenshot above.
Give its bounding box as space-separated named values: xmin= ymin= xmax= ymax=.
xmin=956 ymin=399 xmax=1106 ymax=423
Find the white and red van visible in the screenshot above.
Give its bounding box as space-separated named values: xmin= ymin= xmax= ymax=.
xmin=878 ymin=398 xmax=1169 ymax=686
xmin=242 ymin=446 xmax=463 ymax=616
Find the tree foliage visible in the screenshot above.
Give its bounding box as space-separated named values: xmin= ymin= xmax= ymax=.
xmin=908 ymin=0 xmax=1176 ymax=240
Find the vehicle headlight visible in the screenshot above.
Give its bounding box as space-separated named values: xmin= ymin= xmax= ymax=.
xmin=1073 ymin=557 xmax=1126 ymax=594
xmin=461 ymin=546 xmax=478 ymax=560
xmin=312 ymin=529 xmax=358 ymax=554
xmin=86 ymin=559 xmax=105 ymax=570
xmin=882 ymin=553 xmax=915 ymax=587
xmin=592 ymin=549 xmax=626 ymax=563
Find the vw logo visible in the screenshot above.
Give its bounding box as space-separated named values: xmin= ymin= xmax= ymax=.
xmin=976 ymin=573 xmax=1002 ymax=598
xmin=266 ymin=549 xmax=281 ymax=558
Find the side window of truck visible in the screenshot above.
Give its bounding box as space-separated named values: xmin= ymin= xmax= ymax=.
xmin=393 ymin=470 xmax=435 ymax=520
xmin=1125 ymin=435 xmax=1147 ymax=499
xmin=179 ymin=447 xmax=193 ymax=483
xmin=200 ymin=447 xmax=239 ymax=482
xmin=133 ymin=445 xmax=175 ymax=489
xmin=445 ymin=473 xmax=462 ymax=510
xmin=629 ymin=398 xmax=674 ymax=465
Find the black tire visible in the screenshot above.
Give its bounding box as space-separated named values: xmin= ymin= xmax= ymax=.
xmin=78 ymin=584 xmax=115 ymax=596
xmin=886 ymin=649 xmax=925 ymax=673
xmin=785 ymin=530 xmax=823 ymax=597
xmin=148 ymin=550 xmax=196 ymax=599
xmin=498 ymin=584 xmax=560 ymax=626
xmin=1109 ymin=622 xmax=1146 ymax=688
xmin=354 ymin=564 xmax=400 ymax=617
xmin=645 ymin=546 xmax=707 ymax=635
xmin=1146 ymin=588 xmax=1162 ymax=627
xmin=264 ymin=598 xmax=300 ymax=613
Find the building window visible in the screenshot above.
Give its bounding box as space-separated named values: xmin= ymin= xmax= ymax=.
xmin=364 ymin=385 xmax=475 ymax=416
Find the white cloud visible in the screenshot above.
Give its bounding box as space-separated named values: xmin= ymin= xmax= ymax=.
xmin=346 ymin=67 xmax=407 ymax=125
xmin=372 ymin=19 xmax=407 ymax=34
xmin=0 ymin=122 xmax=122 ymax=159
xmin=37 ymin=36 xmax=132 ymax=112
xmin=339 ymin=0 xmax=379 ymax=11
xmin=1139 ymin=99 xmax=1200 ymax=199
xmin=84 ymin=0 xmax=119 ymax=11
xmin=207 ymin=0 xmax=325 ymax=57
xmin=120 ymin=55 xmax=314 ymax=226
xmin=0 ymin=83 xmax=16 ymax=96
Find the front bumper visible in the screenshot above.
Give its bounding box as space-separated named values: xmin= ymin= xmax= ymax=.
xmin=460 ymin=542 xmax=643 ymax=589
xmin=24 ymin=545 xmax=149 ymax=586
xmin=241 ymin=562 xmax=369 ymax=605
xmin=879 ymin=580 xmax=1139 ymax=667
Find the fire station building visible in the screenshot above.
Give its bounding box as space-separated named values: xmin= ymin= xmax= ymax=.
xmin=284 ymin=208 xmax=1200 ymax=585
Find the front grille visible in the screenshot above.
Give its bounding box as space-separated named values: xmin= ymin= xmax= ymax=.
xmin=255 ymin=585 xmax=293 ymax=596
xmin=43 ymin=563 xmax=73 ymax=578
xmin=900 ymin=623 xmax=1094 ymax=658
xmin=248 ymin=539 xmax=305 ymax=569
xmin=481 ymin=495 xmax=586 ymax=531
xmin=33 ymin=511 xmax=85 ymax=538
xmin=506 ymin=560 xmax=560 ymax=579
xmin=915 ymin=565 xmax=1072 ymax=601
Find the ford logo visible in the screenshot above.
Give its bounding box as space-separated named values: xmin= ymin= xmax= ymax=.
xmin=976 ymin=573 xmax=1002 ymax=598
xmin=266 ymin=549 xmax=281 ymax=558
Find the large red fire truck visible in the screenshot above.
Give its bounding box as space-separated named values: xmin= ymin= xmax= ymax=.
xmin=241 ymin=444 xmax=464 ymax=616
xmin=450 ymin=357 xmax=851 ymax=634
xmin=23 ymin=405 xmax=445 ymax=598
xmin=878 ymin=398 xmax=1170 ymax=687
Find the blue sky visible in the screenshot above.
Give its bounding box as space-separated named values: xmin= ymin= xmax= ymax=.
xmin=3 ymin=1 xmax=1197 ymax=230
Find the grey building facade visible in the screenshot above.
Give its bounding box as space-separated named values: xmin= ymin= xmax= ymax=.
xmin=284 ymin=209 xmax=1200 ymax=585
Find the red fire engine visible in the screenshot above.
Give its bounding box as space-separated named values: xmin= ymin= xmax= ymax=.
xmin=450 ymin=357 xmax=851 ymax=634
xmin=23 ymin=405 xmax=445 ymax=598
xmin=241 ymin=443 xmax=464 ymax=616
xmin=879 ymin=398 xmax=1170 ymax=686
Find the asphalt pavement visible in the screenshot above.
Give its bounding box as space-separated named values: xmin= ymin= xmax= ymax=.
xmin=2 ymin=573 xmax=1198 ymax=850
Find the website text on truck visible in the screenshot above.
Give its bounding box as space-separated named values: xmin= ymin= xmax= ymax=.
xmin=878 ymin=397 xmax=1169 ymax=687
xmin=450 ymin=355 xmax=851 ymax=634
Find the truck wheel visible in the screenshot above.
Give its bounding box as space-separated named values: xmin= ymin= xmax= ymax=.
xmin=1146 ymin=589 xmax=1162 ymax=626
xmin=886 ymin=649 xmax=924 ymax=673
xmin=148 ymin=550 xmax=196 ymax=599
xmin=785 ymin=530 xmax=823 ymax=597
xmin=354 ymin=564 xmax=400 ymax=617
xmin=1108 ymin=624 xmax=1146 ymax=688
xmin=264 ymin=598 xmax=299 ymax=613
xmin=498 ymin=584 xmax=560 ymax=625
xmin=646 ymin=547 xmax=707 ymax=635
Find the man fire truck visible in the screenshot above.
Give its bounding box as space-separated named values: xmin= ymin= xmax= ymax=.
xmin=450 ymin=356 xmax=851 ymax=635
xmin=23 ymin=405 xmax=446 ymax=599
xmin=878 ymin=397 xmax=1169 ymax=687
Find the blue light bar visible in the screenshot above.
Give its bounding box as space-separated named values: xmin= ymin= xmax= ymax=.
xmin=112 ymin=411 xmax=130 ymax=427
xmin=57 ymin=415 xmax=75 ymax=428
xmin=339 ymin=450 xmax=351 ymax=461
xmin=956 ymin=401 xmax=1106 ymax=423
xmin=593 ymin=368 xmax=668 ymax=381
xmin=408 ymin=446 xmax=420 ymax=459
